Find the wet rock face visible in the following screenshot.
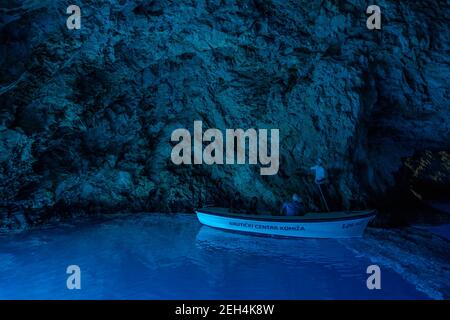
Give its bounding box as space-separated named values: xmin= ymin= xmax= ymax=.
xmin=404 ymin=151 xmax=450 ymax=202
xmin=0 ymin=0 xmax=449 ymax=227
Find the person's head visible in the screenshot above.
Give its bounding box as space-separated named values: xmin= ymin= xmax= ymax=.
xmin=317 ymin=158 xmax=323 ymax=165
xmin=235 ymin=192 xmax=241 ymax=198
xmin=292 ymin=194 xmax=302 ymax=203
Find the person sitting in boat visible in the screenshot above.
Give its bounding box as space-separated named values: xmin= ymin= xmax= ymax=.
xmin=310 ymin=158 xmax=327 ymax=184
xmin=280 ymin=194 xmax=305 ymax=216
xmin=230 ymin=192 xmax=245 ymax=213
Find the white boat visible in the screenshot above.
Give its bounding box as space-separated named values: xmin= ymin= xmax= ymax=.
xmin=196 ymin=207 xmax=376 ymax=239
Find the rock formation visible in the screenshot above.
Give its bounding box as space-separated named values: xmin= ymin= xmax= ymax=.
xmin=0 ymin=0 xmax=449 ymax=229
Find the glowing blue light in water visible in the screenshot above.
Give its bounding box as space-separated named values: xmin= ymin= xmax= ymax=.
xmin=0 ymin=214 xmax=428 ymax=299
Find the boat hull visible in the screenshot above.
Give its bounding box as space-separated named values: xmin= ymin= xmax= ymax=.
xmin=196 ymin=210 xmax=376 ymax=239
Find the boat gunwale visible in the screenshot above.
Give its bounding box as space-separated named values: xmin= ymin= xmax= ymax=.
xmin=196 ymin=208 xmax=377 ymax=223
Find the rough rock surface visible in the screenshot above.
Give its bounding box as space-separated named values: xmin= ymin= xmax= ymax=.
xmin=0 ymin=0 xmax=449 ymax=229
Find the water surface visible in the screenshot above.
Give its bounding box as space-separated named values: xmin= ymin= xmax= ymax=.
xmin=0 ymin=214 xmax=429 ymax=299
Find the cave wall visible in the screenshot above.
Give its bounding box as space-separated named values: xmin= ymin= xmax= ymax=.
xmin=0 ymin=0 xmax=449 ymax=227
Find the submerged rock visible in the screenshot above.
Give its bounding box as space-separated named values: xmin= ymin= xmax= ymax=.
xmin=345 ymin=227 xmax=450 ymax=299
xmin=0 ymin=1 xmax=449 ymax=228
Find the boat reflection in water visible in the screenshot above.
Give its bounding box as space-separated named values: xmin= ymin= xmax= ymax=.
xmin=194 ymin=225 xmax=428 ymax=299
xmin=195 ymin=224 xmax=355 ymax=262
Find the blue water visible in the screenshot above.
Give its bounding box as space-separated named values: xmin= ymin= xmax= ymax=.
xmin=422 ymin=224 xmax=450 ymax=240
xmin=0 ymin=214 xmax=428 ymax=299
